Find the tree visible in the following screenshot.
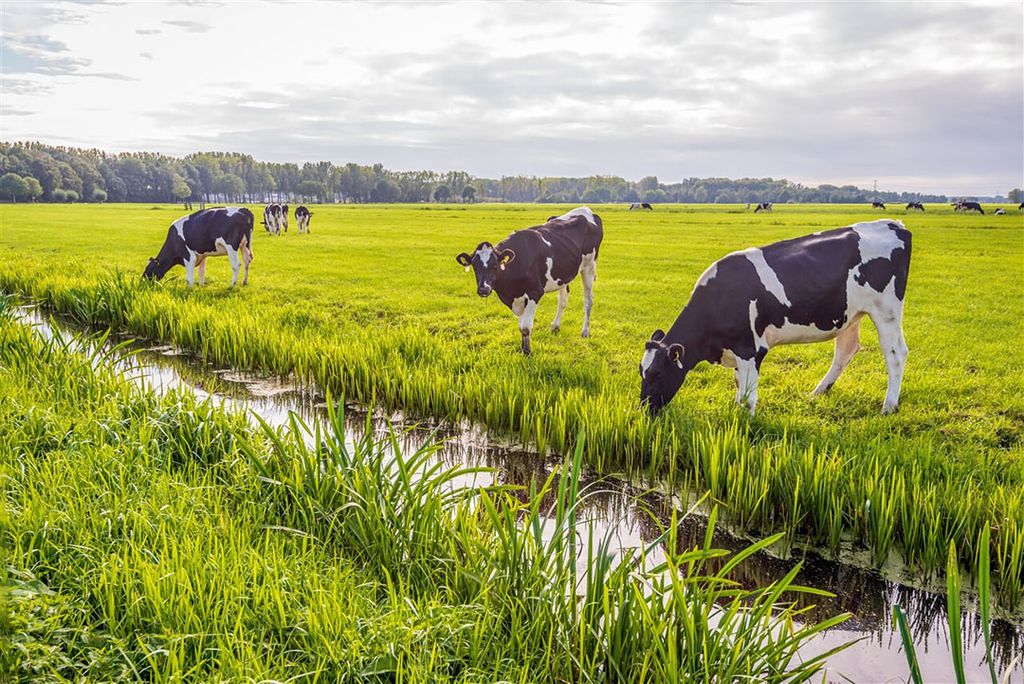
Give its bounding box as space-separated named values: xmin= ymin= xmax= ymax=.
xmin=461 ymin=185 xmax=476 ymax=203
xmin=1009 ymin=188 xmax=1023 ymax=203
xmin=297 ymin=180 xmax=327 ymax=202
xmin=433 ymin=184 xmax=451 ymax=202
xmin=216 ymin=173 xmax=245 ymax=201
xmin=24 ymin=176 xmax=42 ymax=201
xmin=64 ymin=190 xmax=79 ymax=202
xmin=52 ymin=188 xmax=67 ymax=203
xmin=0 ymin=172 xmax=28 ymax=201
xmin=92 ymin=188 xmax=108 ymax=202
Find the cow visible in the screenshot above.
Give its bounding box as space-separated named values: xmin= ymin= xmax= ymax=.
xmin=754 ymin=202 xmax=773 ymax=213
xmin=905 ymin=202 xmax=924 ymax=211
xmin=281 ymin=203 xmax=289 ymax=232
xmin=1019 ymin=202 xmax=1024 ymax=211
xmin=994 ymin=208 xmax=1006 ymax=215
xmin=455 ymin=206 xmax=603 ymax=355
xmin=630 ymin=202 xmax=653 ymax=211
xmin=143 ymin=207 xmax=254 ymax=287
xmin=263 ymin=203 xmax=283 ymax=234
xmin=872 ymin=201 xmax=886 ymax=209
xmin=639 ymin=219 xmax=911 ymax=416
xmin=960 ymin=201 xmax=985 ymax=214
xmin=295 ymin=205 xmax=313 ymax=234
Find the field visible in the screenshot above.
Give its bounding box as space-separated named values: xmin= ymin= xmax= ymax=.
xmin=1 ymin=202 xmax=1022 ymax=612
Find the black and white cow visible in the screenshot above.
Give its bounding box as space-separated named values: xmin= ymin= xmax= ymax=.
xmin=456 ymin=207 xmax=603 ymax=355
xmin=629 ymin=202 xmax=654 ymax=211
xmin=961 ymin=201 xmax=984 ymax=214
xmin=994 ymin=208 xmax=1006 ymax=215
xmin=143 ymin=207 xmax=255 ymax=287
xmin=1018 ymin=202 xmax=1024 ymax=211
xmin=905 ymin=202 xmax=924 ymax=211
xmin=754 ymin=202 xmax=773 ymax=213
xmin=281 ymin=204 xmax=289 ymax=232
xmin=295 ymin=205 xmax=313 ymax=234
xmin=872 ymin=201 xmax=886 ymax=209
xmin=639 ymin=219 xmax=911 ymax=416
xmin=263 ymin=203 xmax=283 ymax=235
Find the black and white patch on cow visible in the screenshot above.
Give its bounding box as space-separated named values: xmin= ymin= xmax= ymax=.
xmin=754 ymin=202 xmax=772 ymax=213
xmin=281 ymin=204 xmax=289 ymax=232
xmin=263 ymin=203 xmax=283 ymax=235
xmin=639 ymin=219 xmax=911 ymax=416
xmin=295 ymin=205 xmax=313 ymax=234
xmin=994 ymin=208 xmax=1006 ymax=215
xmin=143 ymin=207 xmax=255 ymax=287
xmin=455 ymin=206 xmax=603 ymax=355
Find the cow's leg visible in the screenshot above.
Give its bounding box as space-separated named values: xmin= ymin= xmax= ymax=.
xmin=580 ymin=253 xmax=597 ymax=338
xmin=226 ymin=246 xmax=241 ymax=286
xmin=551 ymin=286 xmax=569 ymax=333
xmin=812 ymin=320 xmax=861 ymax=395
xmin=241 ymin=242 xmax=252 ymax=286
xmin=184 ymin=254 xmax=196 ymax=287
xmin=512 ymin=294 xmax=539 ymax=355
xmin=735 ymin=356 xmax=760 ymax=415
xmin=871 ymin=310 xmax=908 ymax=414
xmin=196 ymin=257 xmax=207 ymax=286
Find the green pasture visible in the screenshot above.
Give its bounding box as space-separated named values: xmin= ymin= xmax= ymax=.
xmin=1 ymin=202 xmax=1022 ymax=605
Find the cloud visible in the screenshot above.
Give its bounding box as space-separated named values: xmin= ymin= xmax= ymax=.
xmin=162 ymin=19 xmax=212 ymax=33
xmin=2 ymin=0 xmax=1020 ymax=195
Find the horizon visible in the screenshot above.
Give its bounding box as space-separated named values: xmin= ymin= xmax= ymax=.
xmin=2 ymin=1 xmax=1022 ymax=196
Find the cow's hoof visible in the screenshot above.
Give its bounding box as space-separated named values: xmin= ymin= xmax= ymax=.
xmin=882 ymin=403 xmax=899 ymax=415
xmin=551 ymin=324 xmax=560 ymax=334
xmin=581 ymin=329 xmax=590 ymax=338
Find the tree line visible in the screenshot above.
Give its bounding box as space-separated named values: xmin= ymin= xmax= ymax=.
xmin=0 ymin=140 xmax=976 ymax=205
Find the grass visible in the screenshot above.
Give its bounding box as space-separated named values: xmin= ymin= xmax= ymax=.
xmin=0 ymin=299 xmax=851 ymax=681
xmin=0 ymin=202 xmax=1022 ymax=609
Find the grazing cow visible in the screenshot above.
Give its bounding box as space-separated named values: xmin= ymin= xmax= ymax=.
xmin=994 ymin=208 xmax=1006 ymax=215
xmin=455 ymin=206 xmax=603 ymax=355
xmin=754 ymin=202 xmax=773 ymax=213
xmin=295 ymin=205 xmax=313 ymax=234
xmin=960 ymin=201 xmax=985 ymax=214
xmin=905 ymin=202 xmax=924 ymax=211
xmin=639 ymin=219 xmax=911 ymax=416
xmin=1019 ymin=202 xmax=1024 ymax=211
xmin=872 ymin=201 xmax=886 ymax=210
xmin=143 ymin=207 xmax=254 ymax=287
xmin=629 ymin=202 xmax=654 ymax=211
xmin=263 ymin=203 xmax=283 ymax=234
xmin=281 ymin=204 xmax=289 ymax=232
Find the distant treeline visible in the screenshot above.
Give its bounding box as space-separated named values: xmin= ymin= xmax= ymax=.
xmin=0 ymin=140 xmax=961 ymax=205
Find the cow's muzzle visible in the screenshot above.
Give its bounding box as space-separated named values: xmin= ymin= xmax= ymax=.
xmin=477 ymin=286 xmax=492 ymax=297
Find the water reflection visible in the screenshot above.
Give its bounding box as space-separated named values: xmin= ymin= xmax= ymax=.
xmin=14 ymin=307 xmax=1023 ymax=683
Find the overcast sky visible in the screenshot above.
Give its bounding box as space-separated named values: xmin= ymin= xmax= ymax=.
xmin=2 ymin=1 xmax=1021 ymax=195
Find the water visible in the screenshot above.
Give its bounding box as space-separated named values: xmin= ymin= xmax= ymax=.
xmin=13 ymin=307 xmax=1023 ymax=683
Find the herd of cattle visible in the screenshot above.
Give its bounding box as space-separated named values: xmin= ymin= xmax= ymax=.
xmin=262 ymin=203 xmax=314 ymax=235
xmin=143 ymin=199 xmax=1022 ymax=415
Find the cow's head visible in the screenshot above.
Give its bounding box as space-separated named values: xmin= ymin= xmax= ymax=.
xmin=455 ymin=242 xmax=515 ymax=297
xmin=639 ymin=329 xmax=687 ymax=415
xmin=142 ymin=256 xmax=173 ymax=281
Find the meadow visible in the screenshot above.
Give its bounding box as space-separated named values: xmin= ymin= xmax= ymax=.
xmin=1 ymin=202 xmax=1022 ymax=610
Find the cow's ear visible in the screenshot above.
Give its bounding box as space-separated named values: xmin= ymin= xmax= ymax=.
xmin=456 ymin=252 xmax=472 ymax=270
xmin=499 ymin=249 xmax=516 ymax=270
xmin=650 ymin=329 xmax=666 ymax=343
xmin=668 ymin=343 xmax=685 ymax=368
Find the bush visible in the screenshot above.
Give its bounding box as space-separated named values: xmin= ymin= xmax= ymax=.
xmin=64 ymin=190 xmax=79 ymax=203
xmin=51 ymin=189 xmax=67 ymax=203
xmin=92 ymin=189 xmax=108 ymax=203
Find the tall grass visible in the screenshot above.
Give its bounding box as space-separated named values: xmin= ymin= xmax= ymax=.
xmin=1 ymin=311 xmax=855 ymax=681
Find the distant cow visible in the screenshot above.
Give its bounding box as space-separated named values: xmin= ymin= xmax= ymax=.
xmin=1019 ymin=202 xmax=1024 ymax=211
xmin=905 ymin=202 xmax=924 ymax=211
xmin=960 ymin=201 xmax=984 ymax=214
xmin=754 ymin=202 xmax=773 ymax=213
xmin=295 ymin=205 xmax=313 ymax=234
xmin=456 ymin=206 xmax=603 ymax=355
xmin=872 ymin=201 xmax=886 ymax=210
xmin=639 ymin=219 xmax=911 ymax=416
xmin=263 ymin=203 xmax=283 ymax=234
xmin=281 ymin=204 xmax=289 ymax=232
xmin=994 ymin=208 xmax=1006 ymax=215
xmin=143 ymin=207 xmax=254 ymax=287
xmin=629 ymin=202 xmax=653 ymax=211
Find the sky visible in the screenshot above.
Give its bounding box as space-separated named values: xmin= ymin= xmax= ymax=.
xmin=1 ymin=1 xmax=1022 ymax=196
